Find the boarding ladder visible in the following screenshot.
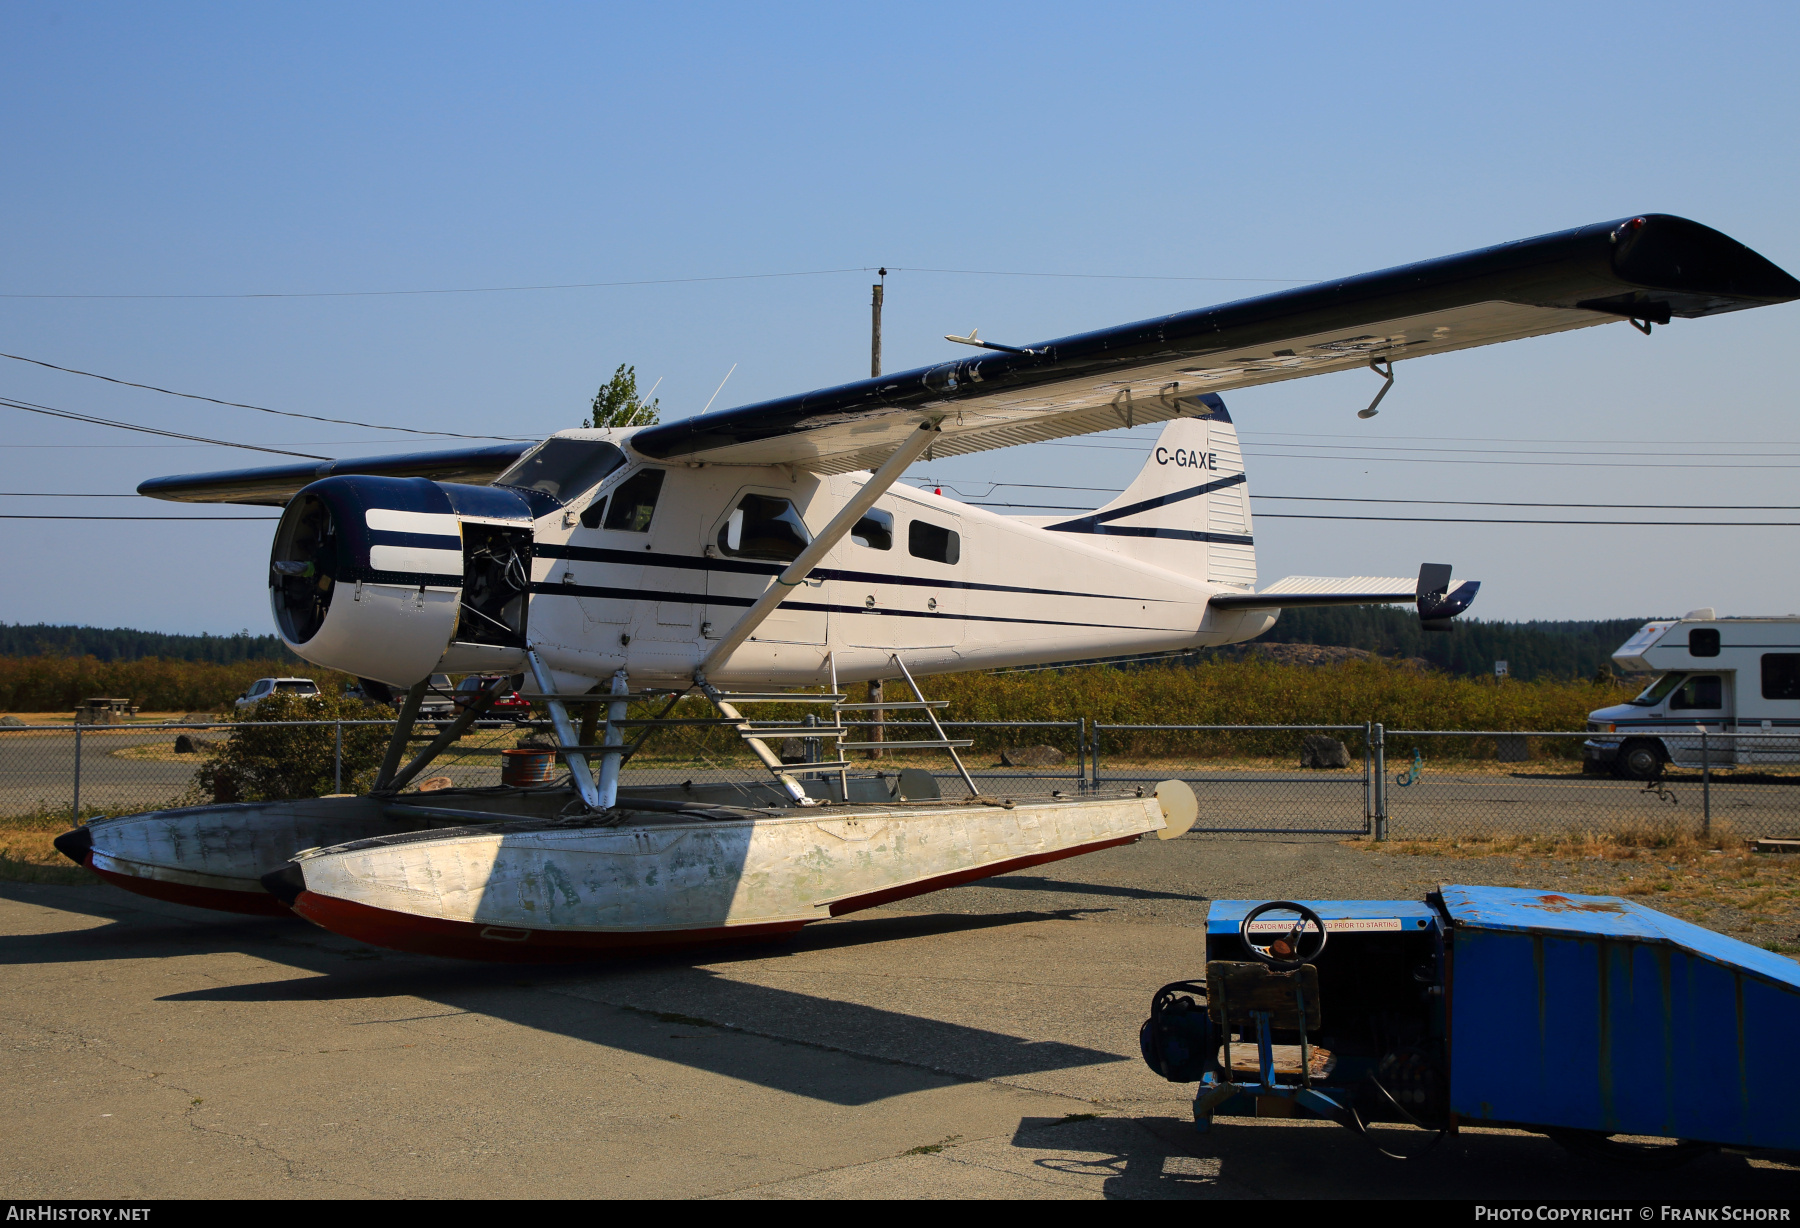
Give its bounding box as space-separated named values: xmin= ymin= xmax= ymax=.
xmin=699 ymin=653 xmax=977 ymax=803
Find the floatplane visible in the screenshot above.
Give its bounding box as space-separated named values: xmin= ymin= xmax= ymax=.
xmin=57 ymin=214 xmax=1799 ymax=961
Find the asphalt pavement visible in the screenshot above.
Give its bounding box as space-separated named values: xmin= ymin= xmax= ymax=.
xmin=5 ymin=832 xmax=1797 ymax=1200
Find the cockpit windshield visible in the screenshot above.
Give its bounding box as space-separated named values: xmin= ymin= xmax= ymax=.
xmin=495 ymin=439 xmax=627 ymax=503
xmin=1627 ymin=673 xmax=1685 ymax=707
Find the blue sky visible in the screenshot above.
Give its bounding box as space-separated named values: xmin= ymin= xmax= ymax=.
xmin=2 ymin=2 xmax=1797 ymax=632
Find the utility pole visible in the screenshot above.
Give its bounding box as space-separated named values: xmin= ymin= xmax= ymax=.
xmin=870 ymin=268 xmax=886 ymax=378
xmin=868 ymin=268 xmax=887 ymax=756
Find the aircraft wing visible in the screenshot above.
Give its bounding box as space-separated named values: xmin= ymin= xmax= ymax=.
xmin=137 ymin=442 xmax=533 ymax=506
xmin=629 ymin=214 xmax=1798 ymax=474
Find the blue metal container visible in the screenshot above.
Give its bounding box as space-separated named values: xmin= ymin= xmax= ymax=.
xmin=1442 ymin=884 xmax=1800 ymax=1149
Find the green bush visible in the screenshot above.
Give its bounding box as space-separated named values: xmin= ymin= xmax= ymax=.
xmin=197 ymin=693 xmax=394 ymax=803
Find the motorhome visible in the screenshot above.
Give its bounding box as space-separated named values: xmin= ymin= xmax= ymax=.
xmin=1586 ymin=610 xmax=1800 ymax=778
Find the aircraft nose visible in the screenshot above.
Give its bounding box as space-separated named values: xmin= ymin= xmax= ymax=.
xmin=52 ymin=825 xmax=93 ymax=866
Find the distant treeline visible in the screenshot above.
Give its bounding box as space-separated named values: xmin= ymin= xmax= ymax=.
xmin=0 ymin=623 xmax=297 ymax=665
xmin=0 ymin=613 xmax=1650 ymax=682
xmin=1219 ymin=607 xmax=1652 ymax=682
xmin=0 ymin=658 xmax=350 ymax=713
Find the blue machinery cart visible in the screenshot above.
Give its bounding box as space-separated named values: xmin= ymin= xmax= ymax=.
xmin=1139 ymin=885 xmax=1800 ymax=1162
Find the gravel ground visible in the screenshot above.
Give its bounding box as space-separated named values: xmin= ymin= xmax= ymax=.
xmin=914 ymin=831 xmax=1800 ymax=957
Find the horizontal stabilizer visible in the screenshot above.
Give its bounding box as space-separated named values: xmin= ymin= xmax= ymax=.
xmin=1211 ymin=564 xmax=1480 ymax=628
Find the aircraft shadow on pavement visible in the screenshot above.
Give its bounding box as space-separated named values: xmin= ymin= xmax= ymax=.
xmin=5 ymin=884 xmax=1125 ymax=1106
xmin=954 ymin=876 xmax=1209 ymax=904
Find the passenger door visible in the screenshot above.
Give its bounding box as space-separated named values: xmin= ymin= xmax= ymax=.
xmin=704 ymin=489 xmax=826 ymax=645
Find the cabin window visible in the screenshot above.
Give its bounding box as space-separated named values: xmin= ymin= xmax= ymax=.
xmin=1669 ymin=675 xmax=1723 ymax=710
xmin=1763 ymin=655 xmax=1800 ymax=700
xmin=908 ymin=519 xmax=960 ymax=565
xmin=1689 ymin=628 xmax=1721 ymax=657
xmin=496 ymin=439 xmax=628 ymax=503
xmin=719 ymin=494 xmax=812 ymax=561
xmin=599 ymin=468 xmax=666 ymax=532
xmin=852 ymin=508 xmax=893 ymax=550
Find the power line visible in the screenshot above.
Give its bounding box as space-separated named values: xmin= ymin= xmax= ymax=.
xmin=1255 ymin=495 xmax=1800 ymax=511
xmin=1035 ymin=440 xmax=1800 ymax=468
xmin=0 ymin=492 xmax=139 ymax=497
xmin=0 ymin=396 xmax=329 ymax=459
xmin=0 ymin=351 xmax=527 ymax=441
xmin=924 ymin=480 xmax=1800 ymax=512
xmin=0 ymin=514 xmax=279 ymax=521
xmin=1255 ymin=513 xmax=1800 ymax=527
xmin=0 ymin=265 xmax=1311 ymax=301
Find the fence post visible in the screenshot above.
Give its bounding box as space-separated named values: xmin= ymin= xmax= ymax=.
xmin=1364 ymin=720 xmax=1373 ymax=834
xmin=1372 ymin=722 xmax=1387 ymax=842
xmin=1701 ymin=728 xmax=1711 ymax=840
xmin=1077 ymin=718 xmax=1086 ymax=791
xmin=72 ymin=722 xmax=82 ymax=824
xmin=334 ymin=721 xmax=343 ymax=795
xmin=1090 ymin=722 xmax=1100 ymax=789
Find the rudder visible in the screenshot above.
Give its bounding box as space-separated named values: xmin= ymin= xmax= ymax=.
xmin=1042 ymin=395 xmax=1253 ymax=586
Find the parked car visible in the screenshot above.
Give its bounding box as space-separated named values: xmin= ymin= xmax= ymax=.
xmin=454 ymin=674 xmax=532 ymax=719
xmin=235 ymin=677 xmax=320 ymax=710
xmin=341 ymin=675 xmax=457 ymax=723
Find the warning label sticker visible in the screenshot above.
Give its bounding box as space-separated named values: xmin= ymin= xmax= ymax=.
xmin=1244 ymin=917 xmax=1405 ymax=933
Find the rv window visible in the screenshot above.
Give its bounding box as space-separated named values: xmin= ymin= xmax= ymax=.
xmin=908 ymin=519 xmax=960 ymax=565
xmin=718 ymin=494 xmax=812 ymax=561
xmin=1627 ymin=673 xmax=1685 ymax=707
xmin=1689 ymin=628 xmax=1721 ymax=657
xmin=1669 ymin=675 xmax=1723 ymax=710
xmin=496 ymin=439 xmax=628 ymax=503
xmin=852 ymin=508 xmax=893 ymax=551
xmin=601 ymin=469 xmax=666 ymax=532
xmin=1763 ymin=655 xmax=1800 ymax=700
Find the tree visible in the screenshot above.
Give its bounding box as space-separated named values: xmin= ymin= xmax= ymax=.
xmin=589 ymin=364 xmax=660 ymax=428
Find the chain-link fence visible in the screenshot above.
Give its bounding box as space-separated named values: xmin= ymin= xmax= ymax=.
xmin=1092 ymin=723 xmax=1375 ymax=835
xmin=1383 ymin=730 xmax=1800 ymax=841
xmin=6 ymin=718 xmax=1799 ymax=841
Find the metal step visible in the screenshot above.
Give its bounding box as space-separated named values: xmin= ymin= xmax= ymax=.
xmin=710 ymin=692 xmax=847 ymax=703
xmin=837 ymin=739 xmax=973 ymax=750
xmin=771 ymin=759 xmax=853 ymax=772
xmin=833 ymin=700 xmax=948 ymax=711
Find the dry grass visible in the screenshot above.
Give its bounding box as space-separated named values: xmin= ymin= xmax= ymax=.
xmin=1348 ymin=823 xmax=1800 ymax=954
xmin=0 ymin=805 xmax=99 ymax=886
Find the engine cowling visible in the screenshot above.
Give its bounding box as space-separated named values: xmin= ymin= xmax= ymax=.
xmin=269 ymin=475 xmax=541 ymax=687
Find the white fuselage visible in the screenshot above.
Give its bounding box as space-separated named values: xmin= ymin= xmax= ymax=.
xmin=507 ymin=461 xmax=1272 ymax=692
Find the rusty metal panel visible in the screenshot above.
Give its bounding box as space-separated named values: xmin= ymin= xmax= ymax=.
xmin=1444 ymin=884 xmax=1800 ymax=1148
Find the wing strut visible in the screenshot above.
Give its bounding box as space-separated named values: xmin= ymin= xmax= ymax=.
xmin=695 ymin=419 xmax=942 ymax=679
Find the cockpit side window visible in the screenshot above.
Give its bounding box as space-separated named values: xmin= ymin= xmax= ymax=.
xmin=495 ymin=439 xmax=628 ymax=504
xmin=718 ymin=494 xmax=812 ymax=561
xmin=600 ymin=468 xmax=666 ymax=532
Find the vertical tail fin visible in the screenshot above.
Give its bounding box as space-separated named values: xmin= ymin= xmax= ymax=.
xmin=1042 ymin=395 xmax=1254 ymax=586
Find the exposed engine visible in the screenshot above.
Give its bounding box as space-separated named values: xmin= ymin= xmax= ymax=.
xmin=269 ymin=475 xmax=541 ymax=686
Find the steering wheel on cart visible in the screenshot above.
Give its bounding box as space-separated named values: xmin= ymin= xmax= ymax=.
xmin=1239 ymin=900 xmax=1329 ymax=971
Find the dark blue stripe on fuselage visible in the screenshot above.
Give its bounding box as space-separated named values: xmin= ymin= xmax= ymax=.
xmin=1048 ymin=524 xmax=1255 ymax=545
xmin=528 ymin=582 xmax=1194 ymax=633
xmin=1045 ymin=472 xmax=1247 ymax=534
xmin=533 ymin=542 xmax=1183 ymax=603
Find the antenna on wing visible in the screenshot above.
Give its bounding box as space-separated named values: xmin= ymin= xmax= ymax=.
xmin=945 ymin=328 xmax=1038 ymax=356
xmin=701 ymin=363 xmax=738 ymax=414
